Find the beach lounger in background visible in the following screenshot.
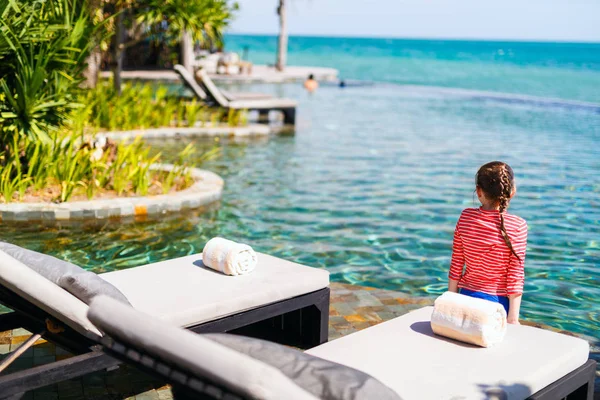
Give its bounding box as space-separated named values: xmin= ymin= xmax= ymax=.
xmin=91 ymin=298 xmax=595 ymax=400
xmin=0 ymin=248 xmax=329 ymax=397
xmin=174 ymin=65 xmax=298 ymax=125
xmin=220 ymin=89 xmax=273 ymax=101
xmin=194 ymin=51 xmax=253 ymax=76
xmin=216 ymin=52 xmax=253 ymax=75
xmin=188 ymin=56 xmax=274 ymax=101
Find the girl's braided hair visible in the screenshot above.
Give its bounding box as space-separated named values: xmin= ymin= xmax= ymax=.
xmin=476 ymin=161 xmax=521 ymax=261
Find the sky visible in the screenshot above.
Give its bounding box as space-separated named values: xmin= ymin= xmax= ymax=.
xmin=228 ymin=0 xmax=600 ymax=42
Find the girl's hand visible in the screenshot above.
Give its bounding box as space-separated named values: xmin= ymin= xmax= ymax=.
xmin=507 ymin=316 xmax=520 ymax=325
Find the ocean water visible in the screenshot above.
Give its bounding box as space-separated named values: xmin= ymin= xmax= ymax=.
xmin=225 ymin=35 xmax=600 ymax=103
xmin=1 ymin=36 xmax=599 ymax=352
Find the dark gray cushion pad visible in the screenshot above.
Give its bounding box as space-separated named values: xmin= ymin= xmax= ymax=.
xmin=0 ymin=242 xmax=130 ymax=306
xmin=205 ymin=334 xmax=401 ymax=400
xmin=57 ymin=272 xmax=130 ymax=306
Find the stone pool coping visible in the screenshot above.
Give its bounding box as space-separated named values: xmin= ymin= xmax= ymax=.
xmin=101 ymin=124 xmax=272 ymax=141
xmin=0 ymin=165 xmax=223 ymax=222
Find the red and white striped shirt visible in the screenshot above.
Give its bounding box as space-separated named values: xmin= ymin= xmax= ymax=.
xmin=449 ymin=207 xmax=528 ymax=296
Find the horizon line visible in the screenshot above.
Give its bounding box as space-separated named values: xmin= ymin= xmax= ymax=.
xmin=225 ymin=31 xmax=600 ymax=45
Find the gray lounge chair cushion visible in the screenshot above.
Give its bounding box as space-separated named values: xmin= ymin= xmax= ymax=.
xmin=88 ymin=296 xmax=319 ymax=400
xmin=0 ymin=250 xmax=101 ymax=336
xmin=205 ymin=334 xmax=401 ymax=400
xmin=0 ymin=242 xmax=130 ymax=306
xmin=57 ymin=272 xmax=130 ymax=306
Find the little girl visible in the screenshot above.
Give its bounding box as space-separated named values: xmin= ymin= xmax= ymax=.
xmin=448 ymin=161 xmax=528 ymax=324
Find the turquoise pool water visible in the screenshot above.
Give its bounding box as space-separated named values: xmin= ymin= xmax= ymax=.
xmin=1 ymin=83 xmax=599 ymax=347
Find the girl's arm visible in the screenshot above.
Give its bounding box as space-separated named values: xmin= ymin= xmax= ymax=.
xmin=506 ymin=220 xmax=528 ymax=324
xmin=448 ymin=279 xmax=459 ymax=293
xmin=448 ymin=216 xmax=465 ymax=291
xmin=508 ymin=294 xmax=522 ymax=324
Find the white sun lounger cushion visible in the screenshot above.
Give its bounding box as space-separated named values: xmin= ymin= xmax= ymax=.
xmin=88 ymin=296 xmax=319 ymax=400
xmin=306 ymin=306 xmax=590 ymax=400
xmin=100 ymin=252 xmax=329 ymax=328
xmin=0 ymin=250 xmax=101 ymax=337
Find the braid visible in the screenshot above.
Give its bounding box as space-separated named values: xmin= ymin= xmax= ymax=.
xmin=498 ymin=166 xmax=521 ymax=261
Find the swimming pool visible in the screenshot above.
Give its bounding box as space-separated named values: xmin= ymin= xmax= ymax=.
xmin=1 ymin=83 xmax=599 ymax=346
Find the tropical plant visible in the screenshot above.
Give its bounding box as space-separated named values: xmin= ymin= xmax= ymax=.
xmin=134 ymin=0 xmax=237 ymax=46
xmin=0 ymin=0 xmax=95 ymax=145
xmin=84 ymin=0 xmax=114 ymax=87
xmin=0 ymin=0 xmax=222 ymax=205
xmin=78 ymin=81 xmax=247 ymax=131
xmin=0 ymin=129 xmax=213 ymax=203
xmin=103 ymin=0 xmax=238 ymax=92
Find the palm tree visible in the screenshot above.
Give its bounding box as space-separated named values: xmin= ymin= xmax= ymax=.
xmin=89 ymin=0 xmax=237 ymax=93
xmin=275 ymin=0 xmax=287 ymax=71
xmin=181 ymin=30 xmax=195 ymax=73
xmin=83 ymin=0 xmax=104 ymax=88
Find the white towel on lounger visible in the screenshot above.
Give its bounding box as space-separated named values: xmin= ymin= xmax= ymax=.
xmin=202 ymin=237 xmax=257 ymax=276
xmin=430 ymin=291 xmax=507 ymax=347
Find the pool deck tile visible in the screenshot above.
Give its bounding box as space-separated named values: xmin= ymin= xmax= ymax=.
xmin=0 ymin=282 xmax=597 ymax=398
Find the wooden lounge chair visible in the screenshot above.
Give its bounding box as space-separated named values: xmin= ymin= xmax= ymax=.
xmin=0 ymin=247 xmax=329 ymax=397
xmin=174 ymin=64 xmax=274 ymax=103
xmin=89 ymin=297 xmax=596 ymax=400
xmin=174 ymin=64 xmax=297 ymax=125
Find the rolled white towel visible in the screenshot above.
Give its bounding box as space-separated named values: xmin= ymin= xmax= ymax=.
xmin=430 ymin=291 xmax=507 ymax=347
xmin=202 ymin=237 xmax=257 ymax=276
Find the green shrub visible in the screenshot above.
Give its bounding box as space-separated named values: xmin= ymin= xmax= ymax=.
xmin=79 ymin=81 xmax=248 ymax=131
xmin=0 ymin=131 xmax=215 ymax=204
xmin=0 ymin=0 xmax=95 ymax=145
xmin=0 ymin=0 xmax=224 ymax=205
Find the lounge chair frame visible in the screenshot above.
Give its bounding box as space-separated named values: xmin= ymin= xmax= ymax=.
xmin=528 ymin=358 xmax=596 ymax=400
xmin=174 ymin=65 xmax=297 ymax=125
xmin=0 ymin=285 xmax=329 ymax=398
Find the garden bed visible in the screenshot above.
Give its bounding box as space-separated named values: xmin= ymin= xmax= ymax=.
xmin=0 ymin=166 xmax=223 ymax=222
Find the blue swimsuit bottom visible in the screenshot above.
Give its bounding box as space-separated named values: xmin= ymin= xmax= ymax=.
xmin=459 ymin=288 xmax=509 ymax=314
